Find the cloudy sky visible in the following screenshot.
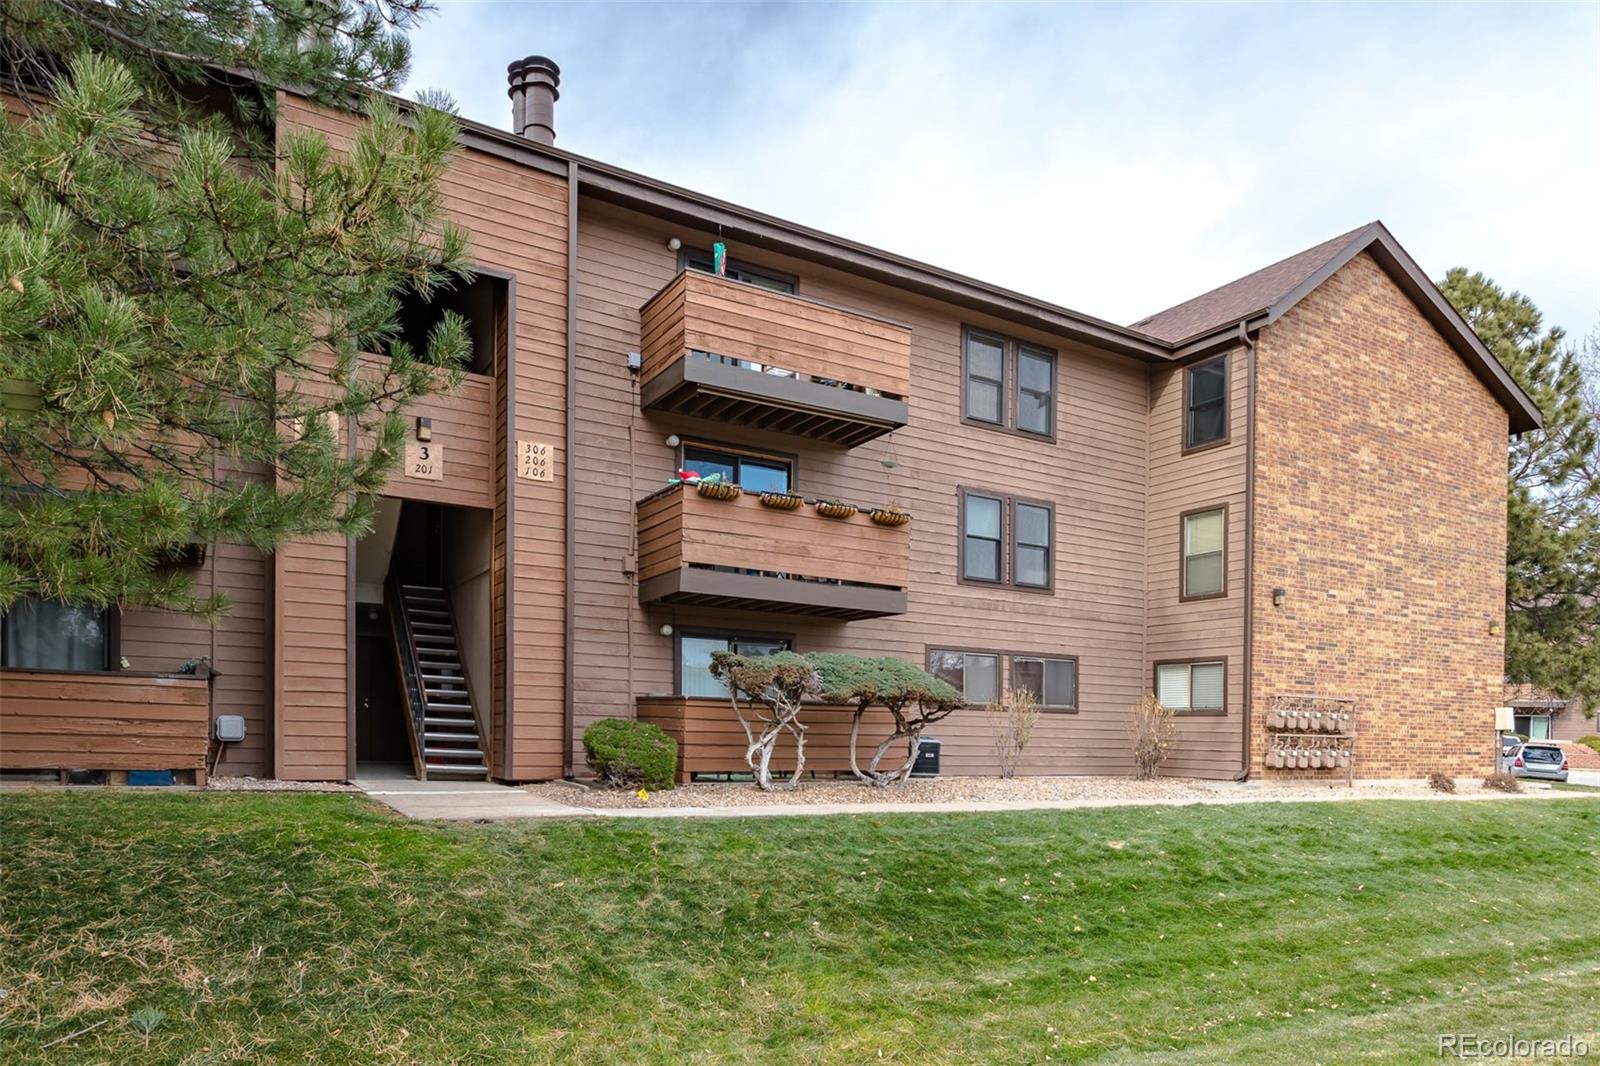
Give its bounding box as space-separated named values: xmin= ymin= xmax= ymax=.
xmin=407 ymin=2 xmax=1599 ymax=340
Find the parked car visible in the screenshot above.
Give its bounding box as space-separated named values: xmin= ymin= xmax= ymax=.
xmin=1510 ymin=741 xmax=1569 ymax=783
xmin=1499 ymin=735 xmax=1523 ymax=760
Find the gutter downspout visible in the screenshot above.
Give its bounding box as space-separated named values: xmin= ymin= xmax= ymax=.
xmin=563 ymin=161 xmax=579 ymax=778
xmin=1236 ymin=320 xmax=1259 ymax=781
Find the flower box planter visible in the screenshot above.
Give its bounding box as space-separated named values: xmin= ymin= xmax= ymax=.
xmin=758 ymin=491 xmax=805 ymax=511
xmin=814 ymin=500 xmax=858 ymax=520
xmin=868 ymin=507 xmax=911 ymax=528
xmin=695 ymin=481 xmax=741 ymax=501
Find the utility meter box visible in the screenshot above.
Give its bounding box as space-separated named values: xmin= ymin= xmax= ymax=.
xmin=215 ymin=715 xmax=247 ymax=743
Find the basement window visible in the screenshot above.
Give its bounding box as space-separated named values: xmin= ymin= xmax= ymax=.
xmin=1 ymin=598 xmax=113 ymax=671
xmin=385 ymin=272 xmax=508 ymax=376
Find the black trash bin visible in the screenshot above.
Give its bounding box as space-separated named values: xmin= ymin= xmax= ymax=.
xmin=911 ymin=737 xmax=941 ymax=777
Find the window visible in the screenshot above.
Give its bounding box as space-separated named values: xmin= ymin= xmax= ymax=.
xmin=1513 ymin=714 xmax=1552 ymax=740
xmin=928 ymin=649 xmax=999 ymax=704
xmin=1155 ymin=660 xmax=1226 ymax=714
xmin=681 ymin=444 xmax=792 ymax=495
xmin=1013 ymin=502 xmax=1052 ymax=589
xmin=1016 ymin=346 xmax=1054 ymax=435
xmin=1 ymin=598 xmax=112 ymax=671
xmin=961 ymin=492 xmax=1003 ymax=583
xmin=684 ymin=248 xmax=797 ymax=294
xmin=959 ymin=490 xmax=1053 ymax=591
xmin=678 ymin=631 xmax=791 ymax=697
xmin=964 ymin=331 xmax=1005 ymax=424
xmin=1181 ymin=506 xmax=1226 ymax=600
xmin=962 ymin=329 xmax=1057 ymax=437
xmin=1013 ymin=655 xmax=1077 ymax=709
xmin=1184 ymin=357 xmax=1228 ymax=450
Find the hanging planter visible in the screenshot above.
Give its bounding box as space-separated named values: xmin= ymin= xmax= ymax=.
xmin=696 ymin=480 xmax=741 ymax=501
xmin=868 ymin=506 xmax=911 ymax=528
xmin=814 ymin=499 xmax=858 ymax=520
xmin=758 ymin=491 xmax=805 ymax=511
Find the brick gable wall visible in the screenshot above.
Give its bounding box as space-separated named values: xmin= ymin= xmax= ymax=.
xmin=1250 ymin=252 xmax=1509 ymax=778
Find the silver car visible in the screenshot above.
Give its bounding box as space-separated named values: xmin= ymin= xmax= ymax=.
xmin=1510 ymin=741 xmax=1569 ymax=782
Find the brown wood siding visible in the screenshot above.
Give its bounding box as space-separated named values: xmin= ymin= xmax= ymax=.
xmin=271 ymin=533 xmax=348 ymax=780
xmin=639 ymin=270 xmax=912 ymax=396
xmin=635 ymin=696 xmax=900 ymax=783
xmin=356 ymin=359 xmax=496 ymax=509
xmin=119 ymin=541 xmax=272 ymax=776
xmin=277 ymin=95 xmax=571 ymax=781
xmin=0 ymin=671 xmax=209 ymax=774
xmin=636 ymin=484 xmax=910 ymax=586
xmin=1143 ymin=345 xmax=1250 ymax=779
xmin=572 ymin=200 xmax=1150 ymax=777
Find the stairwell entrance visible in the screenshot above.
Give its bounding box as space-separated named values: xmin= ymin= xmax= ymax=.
xmin=353 ymin=499 xmax=493 ymax=781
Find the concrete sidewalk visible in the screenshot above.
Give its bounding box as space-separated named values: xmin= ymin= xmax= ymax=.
xmin=352 ymin=769 xmax=578 ymax=821
xmin=355 ymin=776 xmax=1599 ymax=823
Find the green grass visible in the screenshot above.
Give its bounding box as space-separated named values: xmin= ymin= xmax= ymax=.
xmin=2 ymin=794 xmax=1598 ymax=1064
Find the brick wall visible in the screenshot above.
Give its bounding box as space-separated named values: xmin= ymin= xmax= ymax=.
xmin=1250 ymin=252 xmax=1509 ymax=779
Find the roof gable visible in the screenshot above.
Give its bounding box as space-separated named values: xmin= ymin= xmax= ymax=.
xmin=1134 ymin=222 xmax=1542 ymax=433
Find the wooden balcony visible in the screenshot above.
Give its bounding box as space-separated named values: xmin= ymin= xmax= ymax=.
xmin=638 ymin=270 xmax=912 ymax=447
xmin=636 ymin=696 xmax=904 ymax=783
xmin=636 ymin=483 xmax=910 ymax=620
xmin=0 ymin=670 xmax=211 ymax=782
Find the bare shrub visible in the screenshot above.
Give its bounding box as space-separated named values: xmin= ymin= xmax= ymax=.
xmin=1482 ymin=771 xmax=1522 ymax=793
xmin=987 ymin=687 xmax=1040 ymax=779
xmin=1426 ymin=770 xmax=1456 ymax=794
xmin=1128 ymin=694 xmax=1175 ymax=780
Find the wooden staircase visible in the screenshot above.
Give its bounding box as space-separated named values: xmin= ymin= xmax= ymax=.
xmin=389 ymin=580 xmax=488 ymax=780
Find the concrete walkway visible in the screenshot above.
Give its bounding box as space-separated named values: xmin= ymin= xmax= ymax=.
xmin=352 ymin=768 xmax=577 ymax=821
xmin=355 ymin=774 xmax=1599 ymax=823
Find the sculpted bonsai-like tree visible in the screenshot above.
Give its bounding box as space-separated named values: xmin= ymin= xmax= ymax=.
xmin=810 ymin=653 xmax=964 ymax=787
xmin=707 ymin=650 xmax=820 ymax=791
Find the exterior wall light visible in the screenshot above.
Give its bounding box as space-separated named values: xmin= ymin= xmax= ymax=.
xmin=664 ymin=434 xmax=681 ymax=449
xmin=659 ymin=624 xmax=674 ymax=637
xmin=1272 ymin=587 xmax=1287 ymax=607
xmin=414 ymin=416 xmax=432 ymax=442
xmin=666 ymin=237 xmax=682 ymax=252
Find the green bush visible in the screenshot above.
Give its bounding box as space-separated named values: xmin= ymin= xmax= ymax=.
xmin=582 ymin=719 xmax=677 ymax=790
xmin=1579 ymin=735 xmax=1600 ymax=755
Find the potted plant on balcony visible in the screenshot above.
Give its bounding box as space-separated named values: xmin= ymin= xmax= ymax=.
xmin=758 ymin=490 xmax=805 ymax=511
xmin=868 ymin=504 xmax=911 ymax=528
xmin=692 ymin=472 xmax=741 ymax=501
xmin=813 ymin=498 xmax=857 ymax=519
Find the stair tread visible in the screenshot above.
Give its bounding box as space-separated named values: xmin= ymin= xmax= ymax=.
xmin=424 ymin=747 xmax=484 ymax=758
xmin=426 ymin=764 xmax=488 ymax=775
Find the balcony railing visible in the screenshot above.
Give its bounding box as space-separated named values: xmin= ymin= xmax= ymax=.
xmin=636 ymin=482 xmax=910 ymax=620
xmin=638 ymin=270 xmax=912 ymax=447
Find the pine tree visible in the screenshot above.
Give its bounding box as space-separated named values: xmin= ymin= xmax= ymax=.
xmin=0 ymin=1 xmax=468 ymax=616
xmin=1441 ymin=269 xmax=1600 ymax=708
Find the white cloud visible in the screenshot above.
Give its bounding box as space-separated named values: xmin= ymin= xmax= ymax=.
xmin=407 ymin=2 xmax=1599 ymax=337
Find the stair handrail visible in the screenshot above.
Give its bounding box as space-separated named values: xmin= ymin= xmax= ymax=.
xmin=385 ymin=573 xmax=429 ymax=765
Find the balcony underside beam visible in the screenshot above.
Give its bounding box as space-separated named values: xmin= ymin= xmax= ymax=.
xmin=638 ymin=568 xmax=908 ymax=622
xmin=641 ymin=353 xmax=908 ymax=448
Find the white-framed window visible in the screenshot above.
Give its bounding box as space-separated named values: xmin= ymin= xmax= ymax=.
xmin=1155 ymin=660 xmax=1225 ymax=713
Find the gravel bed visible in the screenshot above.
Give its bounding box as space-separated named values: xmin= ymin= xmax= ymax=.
xmin=209 ymin=776 xmax=359 ymax=793
xmin=523 ymin=774 xmax=1553 ymax=810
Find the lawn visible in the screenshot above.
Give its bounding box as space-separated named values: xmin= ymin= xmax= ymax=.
xmin=2 ymin=794 xmax=1597 ymax=1064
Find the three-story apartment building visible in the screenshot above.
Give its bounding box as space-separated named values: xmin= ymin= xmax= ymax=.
xmin=0 ymin=57 xmax=1541 ymax=785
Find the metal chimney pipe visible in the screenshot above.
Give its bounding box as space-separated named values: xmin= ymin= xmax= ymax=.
xmin=506 ymin=56 xmax=560 ymax=145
